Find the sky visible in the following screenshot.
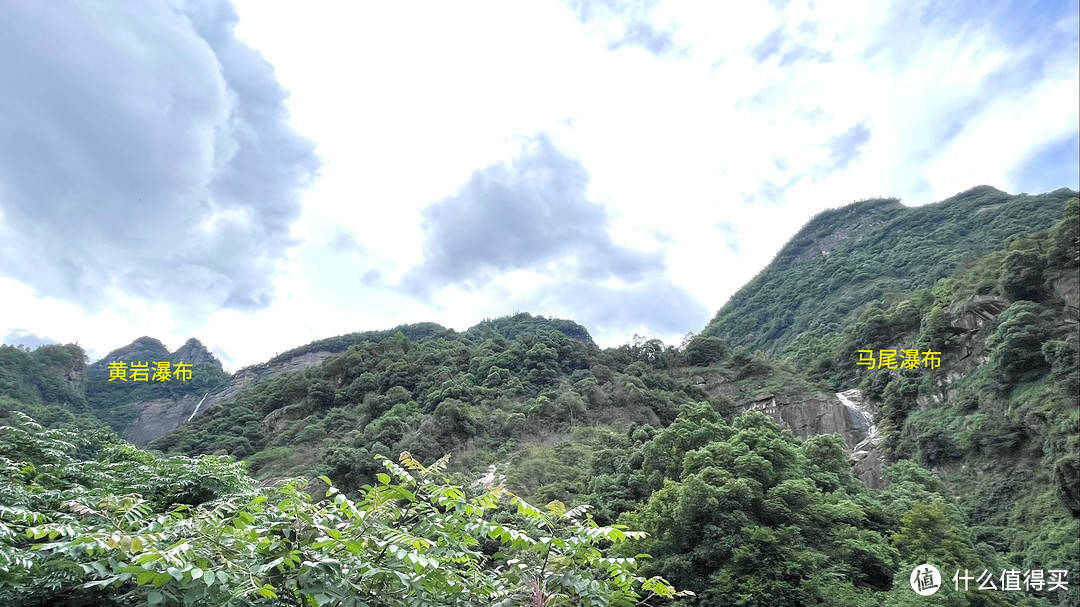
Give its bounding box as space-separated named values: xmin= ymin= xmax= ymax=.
xmin=1 ymin=0 xmax=1078 ymax=371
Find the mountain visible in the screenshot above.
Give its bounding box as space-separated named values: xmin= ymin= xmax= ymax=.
xmin=81 ymin=336 xmax=231 ymax=441
xmin=2 ymin=188 xmax=1076 ymax=606
xmin=702 ymin=186 xmax=1076 ymax=358
xmin=0 ymin=341 xmax=93 ymax=431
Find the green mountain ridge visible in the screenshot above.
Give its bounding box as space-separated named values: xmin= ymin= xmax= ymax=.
xmin=703 ymin=185 xmax=1076 ymax=356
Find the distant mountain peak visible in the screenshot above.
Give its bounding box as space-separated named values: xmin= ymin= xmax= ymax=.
xmin=171 ymin=338 xmax=221 ymax=368
xmin=99 ymin=336 xmax=170 ymax=365
xmin=94 ymin=336 xmax=221 ymax=369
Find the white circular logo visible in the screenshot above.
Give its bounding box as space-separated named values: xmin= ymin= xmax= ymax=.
xmin=910 ymin=564 xmax=942 ymax=596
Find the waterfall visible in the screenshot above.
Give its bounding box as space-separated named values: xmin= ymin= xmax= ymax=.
xmin=473 ymin=464 xmax=506 ymax=488
xmin=187 ymin=392 xmax=209 ymax=422
xmin=836 ymin=388 xmax=879 ymax=453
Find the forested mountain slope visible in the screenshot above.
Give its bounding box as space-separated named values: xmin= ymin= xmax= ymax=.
xmin=702 ymin=186 xmax=1077 ymax=356
xmin=2 ymin=188 xmax=1076 ymax=606
xmin=84 ymin=337 xmax=232 ymax=442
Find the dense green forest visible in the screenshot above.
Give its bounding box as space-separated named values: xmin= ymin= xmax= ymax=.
xmin=1 ymin=188 xmax=1076 ymax=606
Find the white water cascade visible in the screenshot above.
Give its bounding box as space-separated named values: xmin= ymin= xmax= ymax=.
xmin=187 ymin=392 xmax=210 ymax=422
xmin=836 ymin=389 xmax=880 ymax=454
xmin=474 ymin=464 xmax=506 ymax=488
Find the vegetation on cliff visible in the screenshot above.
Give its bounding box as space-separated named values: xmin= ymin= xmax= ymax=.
xmin=703 ymin=186 xmax=1076 ymax=356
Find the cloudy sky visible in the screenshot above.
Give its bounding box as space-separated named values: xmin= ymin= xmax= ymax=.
xmin=1 ymin=0 xmax=1077 ymax=371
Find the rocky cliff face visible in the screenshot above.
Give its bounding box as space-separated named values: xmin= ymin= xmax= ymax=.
xmin=170 ymin=338 xmax=219 ymax=366
xmin=124 ymin=392 xmax=208 ymax=445
xmin=687 ymin=366 xmax=887 ymax=488
xmin=784 ymin=199 xmax=904 ymax=266
xmin=913 ymin=295 xmax=1007 ymax=409
xmin=44 ymin=344 xmax=86 ymax=395
xmin=1050 ymin=270 xmax=1079 ymax=319
xmin=741 ymin=388 xmax=884 ymax=489
xmin=86 ymin=336 xmax=227 ymax=445
xmin=122 ymin=349 xmax=336 ymax=445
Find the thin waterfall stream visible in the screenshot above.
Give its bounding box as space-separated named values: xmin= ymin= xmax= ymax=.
xmin=187 ymin=391 xmax=209 ymax=422
xmin=836 ymin=388 xmax=880 ymax=454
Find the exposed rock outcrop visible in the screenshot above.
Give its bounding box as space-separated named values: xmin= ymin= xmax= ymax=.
xmin=836 ymin=389 xmax=884 ymax=490
xmin=40 ymin=344 xmax=87 ymax=394
xmin=1050 ymin=270 xmax=1079 ymax=319
xmin=124 ymin=393 xmax=207 ymax=446
xmin=785 ymin=199 xmax=904 ymax=265
xmin=201 ymin=350 xmax=336 ymax=417
xmin=63 ymin=363 xmax=85 ymax=394
xmin=170 ymin=338 xmax=219 ymax=367
xmin=124 ymin=349 xmax=337 ymax=445
xmin=920 ymin=295 xmax=1007 ymax=409
xmin=88 ymin=336 xmax=227 ymax=446
xmin=741 ymin=388 xmax=884 ymax=489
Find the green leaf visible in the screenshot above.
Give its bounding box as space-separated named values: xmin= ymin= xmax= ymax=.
xmin=136 ymin=552 xmax=162 ymax=564
xmin=81 ymin=575 xmax=120 ymax=589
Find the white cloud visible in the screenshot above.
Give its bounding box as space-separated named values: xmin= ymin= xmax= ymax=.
xmin=3 ymin=0 xmax=1077 ymax=370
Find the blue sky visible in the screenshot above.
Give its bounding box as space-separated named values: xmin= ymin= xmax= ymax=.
xmin=1 ymin=0 xmax=1077 ymax=369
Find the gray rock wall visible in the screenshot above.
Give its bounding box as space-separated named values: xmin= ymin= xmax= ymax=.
xmin=741 ymin=389 xmax=885 ymax=489
xmin=123 ymin=350 xmax=336 ymax=446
